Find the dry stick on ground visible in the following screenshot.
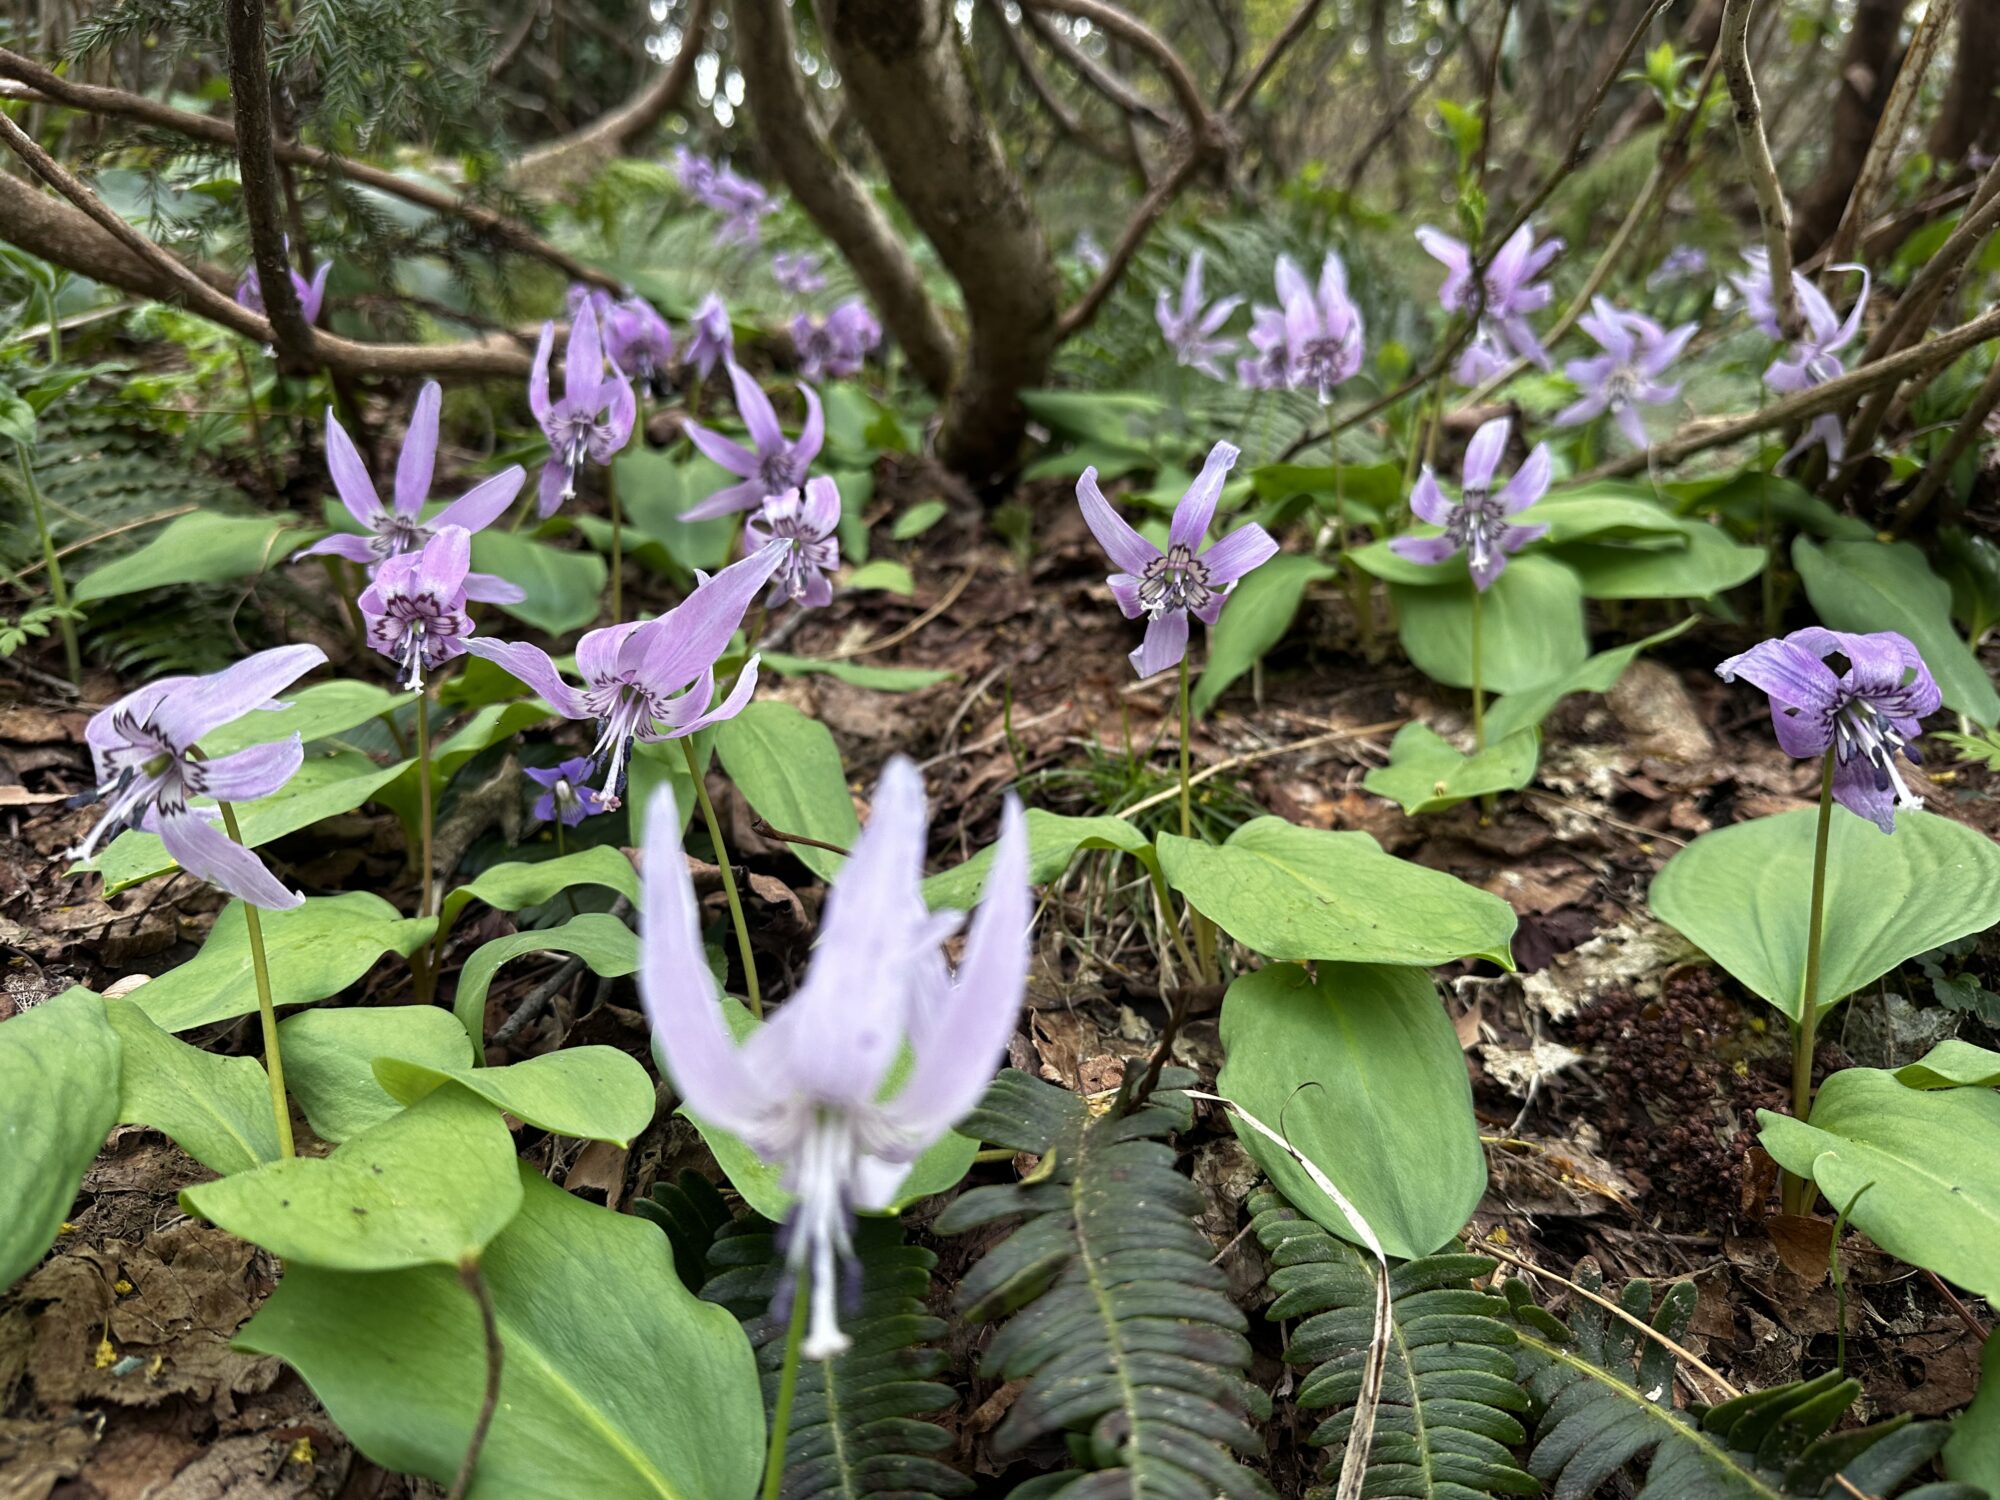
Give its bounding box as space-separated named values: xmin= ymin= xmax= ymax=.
xmin=1058 ymin=0 xmax=1327 ymax=340
xmin=1719 ymin=0 xmax=1802 ymax=338
xmin=0 ymin=127 xmax=537 ymax=379
xmin=224 ymin=0 xmax=317 ymax=370
xmin=0 ymin=47 xmax=620 ymax=293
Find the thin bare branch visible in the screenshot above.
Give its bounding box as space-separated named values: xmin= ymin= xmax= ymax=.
xmin=1019 ymin=0 xmax=1213 ymax=139
xmin=1823 ymin=0 xmax=1956 ymax=271
xmin=1720 ymin=0 xmax=1801 ymax=337
xmin=1019 ymin=3 xmax=1174 ymax=130
xmin=988 ymin=0 xmax=1140 ymax=169
xmin=1222 ymin=0 xmax=1327 ymax=116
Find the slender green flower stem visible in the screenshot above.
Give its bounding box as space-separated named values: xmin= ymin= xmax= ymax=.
xmin=16 ymin=446 xmax=81 ymax=687
xmin=1177 ymin=654 xmax=1194 ymax=842
xmin=217 ymin=801 xmax=295 ymax=1159
xmin=1469 ymin=584 xmax=1486 ymax=750
xmin=682 ymin=736 xmax=763 ymax=1018
xmin=607 ymin=460 xmax=624 ymax=624
xmin=416 ymin=680 xmax=436 ymax=920
xmin=1175 ymin=655 xmax=1220 ymax=983
xmin=760 ymin=1274 xmax=810 ymax=1500
xmin=1783 ymin=749 xmax=1838 ymax=1216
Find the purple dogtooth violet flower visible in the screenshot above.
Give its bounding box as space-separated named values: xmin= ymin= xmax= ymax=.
xmin=1647 ymin=244 xmax=1709 ymax=291
xmin=1555 ymin=298 xmax=1695 ymax=450
xmin=528 ymin=297 xmax=637 ymax=518
xmin=686 ymin=293 xmax=735 ymax=380
xmin=1765 ymin=268 xmax=1870 ymax=468
xmin=464 ymin=540 xmax=788 ymax=806
xmin=1389 ymin=416 xmax=1552 ymax=591
xmin=641 ymin=756 xmax=1030 ymax=1359
xmin=358 ymin=525 xmax=477 ymax=691
xmin=566 ymin=282 xmax=614 ymax=326
xmin=235 ymin=240 xmax=332 ymax=327
xmin=1417 ymin=222 xmax=1562 ymax=369
xmin=1077 ymin=440 xmax=1280 ymax=679
xmin=1236 ymin=304 xmax=1291 ymax=390
xmin=745 ymin=476 xmax=841 ymax=609
xmin=1718 ymin=628 xmax=1939 ymax=834
xmin=1155 ymin=250 xmax=1242 ymax=381
xmin=1452 ymin=325 xmax=1511 ymax=388
xmin=772 ymin=250 xmax=827 ymax=297
xmin=674 ymin=146 xmax=719 ymax=201
xmin=791 ymin=299 xmax=882 ymax=382
xmin=525 ymin=756 xmax=609 ymax=827
xmin=70 ymin=644 xmax=326 ymax=910
xmin=603 ymin=295 xmax=676 ymax=399
xmin=679 ymin=361 xmax=826 ymax=521
xmin=293 ymin=382 xmax=526 ymax=604
xmin=1276 ymin=252 xmax=1364 ymax=402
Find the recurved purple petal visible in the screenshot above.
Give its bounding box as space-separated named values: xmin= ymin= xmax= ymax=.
xmin=434 ymin=466 xmax=526 ymax=534
xmin=1468 ymin=546 xmax=1510 ymax=592
xmin=1076 ymin=469 xmax=1160 ymax=576
xmin=536 ymin=460 xmax=567 ymax=519
xmin=639 ymin=787 xmax=769 ymax=1134
xmin=799 ymin=474 xmax=842 ymax=536
xmin=590 ymin=375 xmax=636 ymax=461
xmin=566 ymin=301 xmax=603 ymax=406
xmin=1613 ymin=403 xmax=1650 ymax=451
xmin=1409 ymin=467 xmax=1451 ymax=525
xmin=152 ymin=645 xmax=326 ymax=749
xmin=414 ymin=525 xmax=472 ymax=597
xmin=725 ymin=361 xmax=782 ymax=454
xmin=1129 ymin=608 xmax=1189 ymax=679
xmin=1553 ymin=390 xmax=1610 ymax=429
xmin=681 ymin=417 xmax=759 ymax=480
xmin=529 ymin=322 xmax=555 ymax=425
xmin=1831 ymin=753 xmax=1899 ymax=834
xmin=1462 ymin=417 xmax=1510 ymax=494
xmin=1106 ymin=573 xmax=1144 ymax=619
xmin=394 ymin=382 xmax=441 ymax=517
xmin=199 ymin=735 xmax=305 ymax=803
xmin=159 ymin=811 xmax=302 ymax=910
xmin=462 ymin=638 xmax=589 ymax=718
xmin=637 ymin=540 xmax=788 ymax=691
xmin=678 ymin=477 xmax=766 ymax=522
xmin=462 ymin=571 xmax=527 ymax=605
xmin=1198 ymin=521 xmax=1277 ymax=587
xmin=1169 ymin=441 xmax=1240 ymax=551
xmin=1389 ymin=533 xmax=1460 ymax=567
xmin=1716 ymin=637 xmax=1840 ymax=735
xmin=292 ymin=532 xmax=380 ymax=565
xmin=667 ymin=653 xmax=762 ymax=737
xmin=325 ymin=408 xmax=383 ymax=525
xmin=793 ymin=384 xmax=825 ymax=468
xmin=1498 ymin=443 xmax=1552 ymax=513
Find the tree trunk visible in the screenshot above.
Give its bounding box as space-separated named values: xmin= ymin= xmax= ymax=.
xmin=1931 ymin=1 xmax=2000 ymax=167
xmin=1790 ymin=0 xmax=1908 ymax=257
xmin=813 ymin=0 xmax=1062 ymax=484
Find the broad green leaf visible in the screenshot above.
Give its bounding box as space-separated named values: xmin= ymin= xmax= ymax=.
xmin=1794 ymin=536 xmax=2000 ymax=725
xmin=1945 ymin=1338 xmax=2000 ymax=1495
xmin=107 ymin=997 xmax=278 ymax=1174
xmin=1940 ymin=526 xmax=2000 ymax=640
xmin=760 ymin=652 xmax=954 ymax=692
xmin=1650 ymin=807 xmax=2000 ymax=1022
xmin=237 ymin=1167 xmax=762 ymax=1500
xmin=200 ymin=680 xmax=413 ymax=756
xmin=923 ymin=810 xmax=1157 ymax=909
xmin=73 ymin=512 xmax=316 ymax=601
xmin=470 ymin=531 xmax=607 ymax=635
xmin=1217 ymin=963 xmax=1487 ymax=1259
xmin=374 ymin=1047 xmax=654 ymax=1147
xmin=438 ymin=846 xmax=638 ymax=935
xmin=1391 ymin=554 xmax=1590 ymax=693
xmin=1191 ymin=555 xmax=1336 ymax=716
xmin=1018 ymin=388 xmax=1158 ymax=458
xmin=1250 ymin=460 xmax=1405 ymax=510
xmin=280 ymin=1006 xmax=475 ymax=1142
xmin=1759 ymin=1067 xmax=2000 ymax=1302
xmin=182 ymin=1082 xmax=523 ymax=1271
xmin=1483 ymin=619 xmax=1696 ymax=742
xmin=890 ymin=499 xmax=947 ymax=539
xmin=1530 ymin=483 xmax=1700 ymax=544
xmin=1362 ymin=722 xmax=1539 ymax=813
xmin=0 ymin=989 xmax=121 ymax=1289
xmin=1553 ymin=515 xmax=1764 ymax=599
xmin=452 ymin=912 xmax=639 ymax=1055
xmin=845 ymin=558 xmax=914 ymax=596
xmin=677 ymin=997 xmax=975 ymax=1220
xmin=713 ymin=701 xmax=858 ymax=882
xmin=1893 ymin=1039 xmax=2000 ymax=1090
xmin=86 ymin=752 xmax=413 ymax=896
xmin=617 ymin=446 xmax=739 ymax=574
xmin=132 ymin=893 xmax=435 ymax=1033
xmin=1157 ymin=816 xmax=1517 ymax=969
xmin=1675 ymin=471 xmax=1873 ymax=541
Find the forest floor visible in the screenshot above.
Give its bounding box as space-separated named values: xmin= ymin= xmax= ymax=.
xmin=2 ymin=454 xmax=1994 ymax=1498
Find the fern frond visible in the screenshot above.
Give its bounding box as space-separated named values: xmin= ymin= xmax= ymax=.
xmin=1504 ymin=1259 xmax=1980 ymax=1499
xmin=703 ymin=1215 xmax=974 ymax=1499
xmin=633 ymin=1171 xmax=735 ymax=1292
xmin=1250 ymin=1191 xmax=1537 ymax=1500
xmin=937 ymin=1069 xmax=1277 ymax=1500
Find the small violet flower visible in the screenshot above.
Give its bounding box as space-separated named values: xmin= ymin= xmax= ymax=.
xmin=791 ymin=299 xmax=882 ymax=382
xmin=1155 ymin=250 xmax=1241 ymax=381
xmin=528 ymin=297 xmax=636 ymax=518
xmin=772 ymin=250 xmax=827 ymax=297
xmin=465 ymin=540 xmax=787 ymax=804
xmin=1717 ymin=628 xmax=1938 ymax=833
xmin=71 ymin=644 xmax=326 ymax=909
xmin=604 ymin=295 xmax=676 ymax=399
xmin=235 ymin=241 xmax=332 ymax=326
xmin=1765 ymin=269 xmax=1870 ymax=467
xmin=686 ymin=294 xmax=735 ymax=380
xmin=358 ymin=525 xmax=476 ymax=691
xmin=680 ymin=361 xmax=825 ymax=521
xmin=642 ymin=756 xmax=1029 ymax=1359
xmin=1417 ymin=222 xmax=1562 ymax=369
xmin=1077 ymin=441 xmax=1279 ymax=678
xmin=1555 ymin=298 xmax=1695 ymax=450
xmin=525 ymin=756 xmax=609 ymax=827
xmin=1275 ymin=252 xmax=1364 ymax=402
xmin=1389 ymin=416 xmax=1551 ymax=591
xmin=745 ymin=477 xmax=841 ymax=609
xmin=294 ymin=381 xmax=525 ymax=603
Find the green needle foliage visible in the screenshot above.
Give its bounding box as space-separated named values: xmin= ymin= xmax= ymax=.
xmin=702 ymin=1213 xmax=974 ymax=1499
xmin=1251 ymin=1191 xmax=1538 ymax=1499
xmin=937 ymin=1068 xmax=1276 ymax=1500
xmin=1501 ymin=1260 xmax=1980 ymax=1500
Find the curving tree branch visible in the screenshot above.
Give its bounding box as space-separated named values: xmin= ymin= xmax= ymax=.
xmin=1017 ymin=0 xmax=1215 ymax=144
xmin=987 ymin=0 xmax=1142 ymax=171
xmin=1018 ymin=3 xmax=1176 ymax=131
xmin=224 ymin=0 xmax=316 ymax=369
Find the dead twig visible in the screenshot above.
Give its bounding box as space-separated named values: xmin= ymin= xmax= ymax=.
xmin=1720 ymin=0 xmax=1801 ymax=339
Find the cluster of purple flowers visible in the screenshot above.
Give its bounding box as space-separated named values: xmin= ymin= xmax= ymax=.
xmin=791 ymin=300 xmax=882 ymax=381
xmin=1730 ymin=250 xmax=1870 ymax=467
xmin=1152 ymin=248 xmax=1366 ymax=405
xmin=1418 ymin=223 xmax=1562 ymax=380
xmin=675 ymin=147 xmax=777 ymax=247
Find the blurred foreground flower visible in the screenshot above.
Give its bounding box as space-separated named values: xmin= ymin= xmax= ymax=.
xmin=1078 ymin=441 xmax=1278 ymax=678
xmin=526 ymin=756 xmax=609 ymax=827
xmin=529 ymin=299 xmax=636 ymax=518
xmin=1156 ymin=251 xmax=1241 ymax=380
xmin=1390 ymin=416 xmax=1550 ymax=590
xmin=1555 ymin=299 xmax=1694 ymax=450
xmin=681 ymin=362 xmax=825 ymax=521
xmin=359 ymin=525 xmax=476 ymax=691
xmin=466 ymin=541 xmax=787 ymax=804
xmin=1718 ymin=628 xmax=1937 ymax=833
xmin=294 ymin=382 xmax=525 ymax=602
xmin=71 ymin=645 xmax=326 ymax=908
xmin=642 ymin=757 xmax=1028 ymax=1358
